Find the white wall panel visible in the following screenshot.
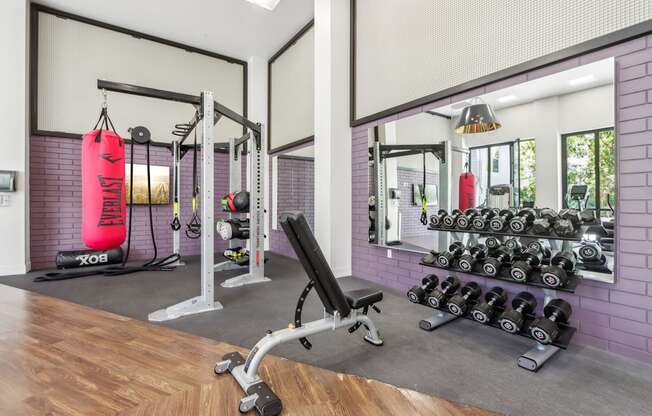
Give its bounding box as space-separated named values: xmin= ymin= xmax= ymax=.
xmin=37 ymin=11 xmax=244 ymax=142
xmin=355 ymin=0 xmax=652 ymax=120
xmin=269 ymin=26 xmax=314 ymax=151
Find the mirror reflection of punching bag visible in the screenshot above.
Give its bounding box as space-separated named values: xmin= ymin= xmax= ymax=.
xmin=459 ymin=170 xmax=476 ymax=211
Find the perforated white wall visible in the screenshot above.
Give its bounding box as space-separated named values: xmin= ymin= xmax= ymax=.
xmin=355 ymin=0 xmax=652 ymax=120
xmin=269 ymin=26 xmax=314 ymax=151
xmin=37 ymin=11 xmax=244 ymax=142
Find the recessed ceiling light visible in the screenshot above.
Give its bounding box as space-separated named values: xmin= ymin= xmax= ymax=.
xmin=245 ymin=0 xmax=281 ymax=11
xmin=497 ymin=95 xmax=517 ymax=103
xmin=569 ymin=74 xmax=595 ymax=86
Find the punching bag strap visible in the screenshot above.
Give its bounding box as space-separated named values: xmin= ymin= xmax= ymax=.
xmin=420 ymin=151 xmax=428 ymax=225
xmin=92 ymin=91 xmax=118 ymax=142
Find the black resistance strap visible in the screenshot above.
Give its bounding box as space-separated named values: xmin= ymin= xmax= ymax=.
xmin=185 ymin=129 xmax=201 ymax=239
xmin=420 ymin=151 xmax=428 ymax=225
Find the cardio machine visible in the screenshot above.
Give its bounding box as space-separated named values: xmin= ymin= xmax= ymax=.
xmin=214 ymin=212 xmax=384 ymax=416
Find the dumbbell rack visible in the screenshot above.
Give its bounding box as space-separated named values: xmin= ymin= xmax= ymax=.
xmin=419 ymin=260 xmax=582 ymax=293
xmin=416 ymin=291 xmax=576 ymax=371
xmin=416 ymin=225 xmax=582 ymax=371
xmin=427 ymin=225 xmax=586 ymax=242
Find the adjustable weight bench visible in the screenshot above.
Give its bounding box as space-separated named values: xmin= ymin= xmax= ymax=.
xmin=214 ymin=211 xmax=384 ymax=416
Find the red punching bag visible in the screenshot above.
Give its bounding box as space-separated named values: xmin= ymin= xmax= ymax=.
xmin=82 ymin=128 xmax=126 ymax=250
xmin=459 ymin=170 xmax=476 ymax=211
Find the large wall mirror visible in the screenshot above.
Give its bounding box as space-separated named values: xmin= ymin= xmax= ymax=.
xmin=369 ymin=57 xmax=616 ymax=283
xmin=271 ymin=144 xmax=315 ymax=231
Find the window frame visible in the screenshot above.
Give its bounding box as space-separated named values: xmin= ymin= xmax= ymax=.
xmin=468 ymin=138 xmax=534 ymax=207
xmin=560 ymin=127 xmax=614 ymax=216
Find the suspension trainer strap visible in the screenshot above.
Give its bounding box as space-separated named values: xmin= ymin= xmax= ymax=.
xmin=420 ymin=151 xmax=428 ymax=225
xmin=186 ymin=129 xmax=201 ymax=239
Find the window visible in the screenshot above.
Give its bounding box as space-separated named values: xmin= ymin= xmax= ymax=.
xmin=468 ymin=139 xmax=535 ymax=207
xmin=561 ymin=128 xmax=615 ymax=216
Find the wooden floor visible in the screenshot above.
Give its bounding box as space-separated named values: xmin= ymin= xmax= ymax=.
xmin=0 ymin=284 xmax=498 ymax=416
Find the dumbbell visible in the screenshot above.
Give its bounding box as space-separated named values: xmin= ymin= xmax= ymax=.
xmin=489 ymin=208 xmax=517 ymax=232
xmin=447 ymin=282 xmax=482 ymax=316
xmin=577 ymin=242 xmax=604 ymax=264
xmin=555 ymin=209 xmax=581 ymax=237
xmin=526 ymin=240 xmax=551 ymax=260
xmin=510 ymin=245 xmax=544 ymax=282
xmin=504 ymin=238 xmax=522 ymax=253
xmin=484 ymin=236 xmax=502 ymax=250
xmin=530 ymin=299 xmax=572 ymax=344
xmin=458 ymin=244 xmax=488 ymax=272
xmin=499 ymin=292 xmax=538 ymax=334
xmin=483 ymin=246 xmax=511 ymax=277
xmin=426 ymin=276 xmax=461 ymax=308
xmin=437 ymin=241 xmax=465 ymax=268
xmin=442 ymin=209 xmax=462 ymax=228
xmin=541 ymin=251 xmax=577 ymax=288
xmin=456 ymin=208 xmax=481 ymax=229
xmin=471 ymin=287 xmax=508 ymax=324
xmin=509 ymin=208 xmax=537 ymax=233
xmin=407 ymin=274 xmax=440 ymax=303
xmin=472 ymin=208 xmax=500 ymax=230
xmin=532 ymin=208 xmax=559 ymax=235
xmin=430 ymin=209 xmax=448 ymax=227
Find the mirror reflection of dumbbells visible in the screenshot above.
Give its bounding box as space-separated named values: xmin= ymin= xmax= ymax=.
xmin=456 ymin=208 xmax=480 ymax=229
xmin=541 ymin=251 xmax=577 ymax=288
xmin=509 ymin=208 xmax=537 ymax=233
xmin=442 ymin=209 xmax=462 ymax=228
xmin=471 ymin=287 xmax=508 ymax=324
xmin=437 ymin=241 xmax=465 ymax=268
xmin=484 ymin=236 xmax=501 ymax=251
xmin=530 ymin=299 xmax=572 ymax=344
xmin=426 ymin=276 xmax=461 ymax=308
xmin=407 ymin=274 xmax=439 ymax=304
xmin=472 ymin=208 xmax=499 ymax=231
xmin=577 ymin=241 xmax=607 ymax=265
xmin=489 ymin=208 xmax=517 ymax=232
xmin=532 ymin=208 xmax=559 ymax=235
xmin=429 ymin=209 xmax=447 ymax=227
xmin=504 ymin=237 xmax=523 ymax=255
xmin=499 ymin=292 xmax=538 ymax=334
xmin=483 ymin=245 xmax=512 ymax=277
xmin=510 ymin=244 xmax=545 ymax=282
xmin=458 ymin=244 xmax=488 ymax=272
xmin=447 ymin=282 xmax=482 ymax=316
xmin=554 ymin=209 xmax=582 ymax=237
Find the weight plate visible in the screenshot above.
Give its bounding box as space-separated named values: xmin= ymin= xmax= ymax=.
xmin=483 ymin=263 xmax=496 ymax=276
xmin=472 ymin=310 xmax=488 ymax=323
xmin=500 ymin=319 xmax=518 ymax=334
xmin=541 ymin=272 xmax=561 ymax=288
xmin=510 ymin=268 xmax=527 ymax=281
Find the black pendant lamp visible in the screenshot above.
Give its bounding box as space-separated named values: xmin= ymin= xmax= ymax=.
xmin=454 ymin=101 xmax=502 ymax=134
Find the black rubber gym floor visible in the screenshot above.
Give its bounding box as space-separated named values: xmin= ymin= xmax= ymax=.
xmin=2 ymin=254 xmax=651 ymax=416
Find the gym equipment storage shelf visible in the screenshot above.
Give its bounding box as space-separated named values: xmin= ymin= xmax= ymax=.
xmin=419 ymin=261 xmax=582 ymax=294
xmin=427 ymin=225 xmax=585 ymax=242
xmin=416 ymin=298 xmax=577 ymax=350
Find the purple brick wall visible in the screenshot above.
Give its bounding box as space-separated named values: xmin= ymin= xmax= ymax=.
xmin=352 ymin=35 xmax=652 ymax=364
xmin=30 ymin=136 xmax=231 ymax=269
xmin=269 ymin=157 xmax=315 ymax=259
xmin=397 ymin=168 xmax=439 ymax=237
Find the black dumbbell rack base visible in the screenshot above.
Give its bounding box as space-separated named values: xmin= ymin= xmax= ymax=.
xmin=428 ymin=225 xmax=584 ymax=242
xmin=419 ymin=261 xmax=582 ymax=293
xmin=416 ymin=299 xmax=576 ymax=350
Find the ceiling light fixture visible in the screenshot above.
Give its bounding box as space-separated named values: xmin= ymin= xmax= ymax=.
xmin=497 ymin=95 xmax=517 ymax=103
xmin=569 ymin=74 xmax=595 ymax=86
xmin=454 ymin=98 xmax=502 ymax=134
xmin=245 ymin=0 xmax=281 ymax=10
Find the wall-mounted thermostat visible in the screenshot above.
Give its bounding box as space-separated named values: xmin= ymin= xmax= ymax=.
xmin=0 ymin=171 xmax=16 ymax=192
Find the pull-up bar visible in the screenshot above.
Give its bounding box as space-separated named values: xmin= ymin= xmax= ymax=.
xmin=97 ymin=79 xmax=261 ymax=135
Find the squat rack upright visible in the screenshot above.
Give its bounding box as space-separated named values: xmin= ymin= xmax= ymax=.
xmin=97 ymin=80 xmax=269 ymax=322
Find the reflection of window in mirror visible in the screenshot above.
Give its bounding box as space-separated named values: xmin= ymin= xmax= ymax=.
xmin=561 ymin=128 xmax=615 ymax=216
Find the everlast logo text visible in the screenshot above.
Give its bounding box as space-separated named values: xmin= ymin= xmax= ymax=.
xmin=97 ymin=175 xmax=124 ymax=226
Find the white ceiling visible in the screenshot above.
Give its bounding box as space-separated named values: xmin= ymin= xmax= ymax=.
xmin=36 ymin=0 xmax=314 ymax=61
xmin=432 ymin=58 xmax=615 ymax=116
